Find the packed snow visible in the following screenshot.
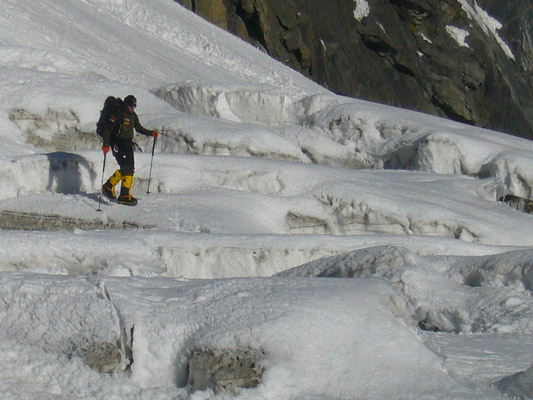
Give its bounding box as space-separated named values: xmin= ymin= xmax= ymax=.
xmin=0 ymin=0 xmax=532 ymax=399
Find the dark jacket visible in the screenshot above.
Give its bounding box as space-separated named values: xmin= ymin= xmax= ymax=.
xmin=102 ymin=110 xmax=152 ymax=146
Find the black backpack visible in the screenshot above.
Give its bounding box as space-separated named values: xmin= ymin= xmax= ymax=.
xmin=96 ymin=96 xmax=123 ymax=138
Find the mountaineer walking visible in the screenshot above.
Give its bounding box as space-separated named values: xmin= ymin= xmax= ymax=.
xmin=101 ymin=95 xmax=158 ymax=206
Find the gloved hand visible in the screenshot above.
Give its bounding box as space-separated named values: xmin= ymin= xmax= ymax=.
xmin=151 ymin=131 xmax=158 ymax=139
xmin=102 ymin=145 xmax=109 ymax=155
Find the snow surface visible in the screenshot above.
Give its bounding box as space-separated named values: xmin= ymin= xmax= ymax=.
xmin=0 ymin=0 xmax=532 ymax=399
xmin=446 ymin=26 xmax=471 ymax=49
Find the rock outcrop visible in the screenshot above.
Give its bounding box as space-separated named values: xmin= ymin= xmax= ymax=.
xmin=175 ymin=0 xmax=532 ymax=139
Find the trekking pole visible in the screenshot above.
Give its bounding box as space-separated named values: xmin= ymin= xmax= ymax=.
xmin=97 ymin=154 xmax=107 ymax=212
xmin=146 ymin=136 xmax=157 ymax=196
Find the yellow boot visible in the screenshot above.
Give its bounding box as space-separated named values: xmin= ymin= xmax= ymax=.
xmin=118 ymin=175 xmax=138 ymax=206
xmin=102 ymin=169 xmax=122 ymax=201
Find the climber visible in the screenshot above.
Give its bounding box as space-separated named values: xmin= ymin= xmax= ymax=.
xmin=101 ymin=95 xmax=158 ymax=206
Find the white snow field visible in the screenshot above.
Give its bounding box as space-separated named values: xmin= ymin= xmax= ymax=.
xmin=0 ymin=0 xmax=532 ymax=399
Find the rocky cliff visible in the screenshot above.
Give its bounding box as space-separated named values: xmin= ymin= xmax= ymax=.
xmin=175 ymin=0 xmax=532 ymax=139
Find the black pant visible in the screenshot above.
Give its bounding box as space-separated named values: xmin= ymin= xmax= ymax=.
xmin=113 ymin=139 xmax=135 ymax=175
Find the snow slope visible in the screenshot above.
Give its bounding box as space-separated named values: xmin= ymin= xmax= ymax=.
xmin=0 ymin=0 xmax=532 ymax=399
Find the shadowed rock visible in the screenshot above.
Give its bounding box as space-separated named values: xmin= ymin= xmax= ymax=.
xmin=494 ymin=365 xmax=533 ymax=400
xmin=80 ymin=341 xmax=123 ymax=374
xmin=187 ymin=348 xmax=264 ymax=394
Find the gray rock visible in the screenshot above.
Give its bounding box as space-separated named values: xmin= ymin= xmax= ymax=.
xmin=187 ymin=348 xmax=264 ymax=394
xmin=79 ymin=341 xmax=123 ymax=374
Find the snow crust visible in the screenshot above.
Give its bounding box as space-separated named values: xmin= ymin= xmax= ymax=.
xmin=0 ymin=0 xmax=532 ymax=399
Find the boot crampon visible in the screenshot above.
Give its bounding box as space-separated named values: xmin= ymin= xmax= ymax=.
xmin=102 ymin=169 xmax=123 ymax=202
xmin=117 ymin=175 xmax=138 ymax=206
xmin=102 ymin=171 xmax=137 ymax=206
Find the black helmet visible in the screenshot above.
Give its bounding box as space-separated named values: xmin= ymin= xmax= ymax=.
xmin=124 ymin=95 xmax=137 ymax=108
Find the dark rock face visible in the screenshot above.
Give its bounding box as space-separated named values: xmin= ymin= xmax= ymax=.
xmin=175 ymin=0 xmax=532 ymax=139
